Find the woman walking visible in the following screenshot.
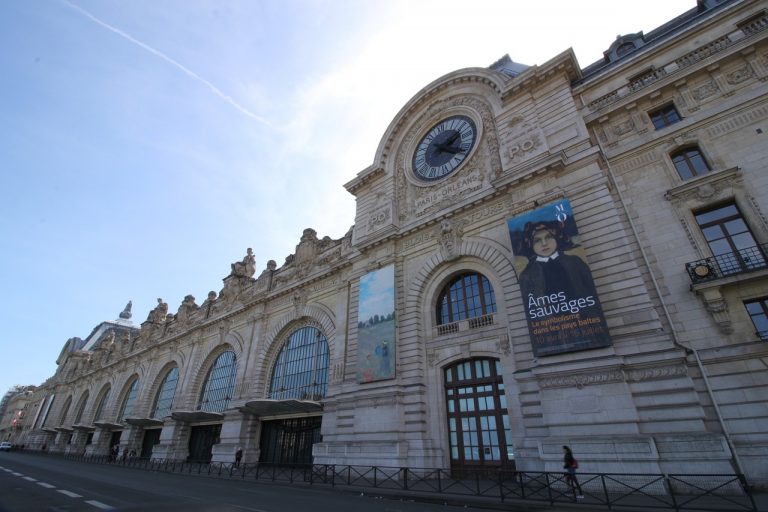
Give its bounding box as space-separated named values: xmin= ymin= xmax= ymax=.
xmin=562 ymin=445 xmax=584 ymax=499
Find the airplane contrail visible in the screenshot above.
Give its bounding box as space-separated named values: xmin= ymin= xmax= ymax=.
xmin=61 ymin=0 xmax=271 ymax=126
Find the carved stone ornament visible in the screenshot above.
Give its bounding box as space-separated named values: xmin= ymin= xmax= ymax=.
xmin=503 ymin=116 xmax=547 ymax=168
xmin=437 ymin=219 xmax=463 ymax=261
xmin=219 ymin=276 xmax=243 ymax=307
xmin=691 ymin=80 xmax=719 ymax=101
xmin=625 ymin=364 xmax=688 ymax=382
xmin=200 ymin=291 xmax=217 ymax=319
xmin=147 ymin=298 xmax=169 ymax=324
xmin=497 ymin=333 xmax=511 ymax=356
xmin=231 ymin=248 xmax=256 ymax=278
xmin=664 ymin=167 xmax=742 ymax=204
xmin=176 ymin=294 xmax=199 ymax=326
xmin=119 ymin=301 xmax=132 ymax=320
xmin=292 ymin=289 xmax=308 ymax=318
xmin=539 ymin=369 xmax=625 ymax=389
xmin=699 ymin=289 xmax=733 ymax=334
xmin=726 ymin=65 xmax=753 ymax=85
xmin=612 ymin=117 xmax=636 ymax=136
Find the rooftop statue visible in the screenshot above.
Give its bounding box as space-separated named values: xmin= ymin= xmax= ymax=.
xmin=231 ymin=248 xmax=256 ymax=278
xmin=119 ymin=300 xmax=132 ymax=320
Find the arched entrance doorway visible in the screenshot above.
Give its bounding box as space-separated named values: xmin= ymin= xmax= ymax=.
xmin=444 ymin=358 xmax=514 ymax=473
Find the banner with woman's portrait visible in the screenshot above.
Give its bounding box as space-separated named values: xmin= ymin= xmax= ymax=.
xmin=507 ymin=199 xmax=611 ymax=356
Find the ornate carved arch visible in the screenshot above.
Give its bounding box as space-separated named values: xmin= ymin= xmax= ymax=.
xmin=406 ymin=237 xmax=518 ymax=333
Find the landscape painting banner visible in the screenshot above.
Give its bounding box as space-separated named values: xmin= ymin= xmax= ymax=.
xmin=356 ymin=264 xmax=396 ymax=383
xmin=507 ymin=199 xmax=611 ymax=357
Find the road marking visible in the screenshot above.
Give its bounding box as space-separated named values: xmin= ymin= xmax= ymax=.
xmin=11 ymin=472 xmax=23 ymax=476
xmin=231 ymin=506 xmax=269 ymax=512
xmin=22 ymin=476 xmax=37 ymax=482
xmin=85 ymin=500 xmax=114 ymax=510
xmin=57 ymin=489 xmax=83 ymax=498
xmin=37 ymin=482 xmax=56 ymax=489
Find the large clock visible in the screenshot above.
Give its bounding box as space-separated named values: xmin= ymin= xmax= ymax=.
xmin=412 ymin=115 xmax=477 ymax=181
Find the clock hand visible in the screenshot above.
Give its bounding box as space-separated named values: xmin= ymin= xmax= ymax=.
xmin=435 ymin=143 xmax=465 ymax=154
xmin=444 ymin=131 xmax=460 ymax=146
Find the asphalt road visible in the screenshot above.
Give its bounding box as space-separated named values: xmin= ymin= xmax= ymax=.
xmin=0 ymin=452 xmax=530 ymax=512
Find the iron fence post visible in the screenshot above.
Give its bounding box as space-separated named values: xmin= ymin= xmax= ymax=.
xmin=401 ymin=467 xmax=408 ymax=490
xmin=665 ymin=474 xmax=679 ymax=512
xmin=331 ymin=464 xmax=335 ymax=487
xmin=740 ymin=474 xmax=758 ymax=512
xmin=545 ymin=471 xmax=554 ymax=506
xmin=600 ymin=473 xmax=611 ymax=510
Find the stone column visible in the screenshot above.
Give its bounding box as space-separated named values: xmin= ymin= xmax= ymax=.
xmin=121 ymin=426 xmax=142 ymax=458
xmin=211 ymin=410 xmax=261 ymax=464
xmin=151 ymin=420 xmax=190 ymax=461
xmin=85 ymin=428 xmax=111 ymax=456
xmin=68 ymin=430 xmax=89 ymax=455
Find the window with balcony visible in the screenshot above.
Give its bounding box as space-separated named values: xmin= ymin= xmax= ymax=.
xmin=649 ymin=104 xmax=681 ymax=130
xmin=671 ymin=146 xmax=711 ymax=180
xmin=690 ymin=203 xmax=766 ymax=279
xmin=437 ymin=273 xmax=497 ymax=325
xmin=745 ymin=298 xmax=768 ymax=340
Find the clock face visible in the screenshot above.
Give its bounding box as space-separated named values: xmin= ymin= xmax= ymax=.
xmin=412 ymin=115 xmax=477 ymax=181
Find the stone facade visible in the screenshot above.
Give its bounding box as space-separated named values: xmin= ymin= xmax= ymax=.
xmin=14 ymin=0 xmax=768 ymax=488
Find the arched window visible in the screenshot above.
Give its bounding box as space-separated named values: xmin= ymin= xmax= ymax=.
xmin=116 ymin=377 xmax=139 ymax=423
xmin=616 ymin=41 xmax=636 ymax=58
xmin=151 ymin=367 xmax=179 ymax=419
xmin=437 ymin=272 xmax=497 ymax=325
xmin=197 ymin=351 xmax=237 ymax=413
xmin=269 ymin=326 xmax=329 ymax=401
xmin=671 ymin=146 xmax=711 ymax=180
xmin=93 ymin=386 xmax=111 ymax=422
xmin=58 ymin=396 xmax=72 ymax=425
xmin=444 ymin=358 xmax=514 ymax=470
xmin=73 ymin=391 xmax=89 ymax=425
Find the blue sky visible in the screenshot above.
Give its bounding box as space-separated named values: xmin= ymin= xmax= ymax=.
xmin=0 ymin=0 xmax=692 ymax=394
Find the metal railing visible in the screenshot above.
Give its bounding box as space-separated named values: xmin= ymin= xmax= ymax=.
xmin=13 ymin=450 xmax=757 ymax=511
xmin=685 ymin=245 xmax=768 ymax=284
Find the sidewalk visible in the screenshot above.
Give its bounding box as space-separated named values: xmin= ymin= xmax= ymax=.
xmin=17 ymin=450 xmax=767 ymax=512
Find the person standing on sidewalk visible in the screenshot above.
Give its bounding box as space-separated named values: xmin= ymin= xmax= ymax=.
xmin=562 ymin=445 xmax=584 ymax=499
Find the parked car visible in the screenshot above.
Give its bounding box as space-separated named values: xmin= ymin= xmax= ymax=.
xmin=0 ymin=442 xmax=12 ymax=451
